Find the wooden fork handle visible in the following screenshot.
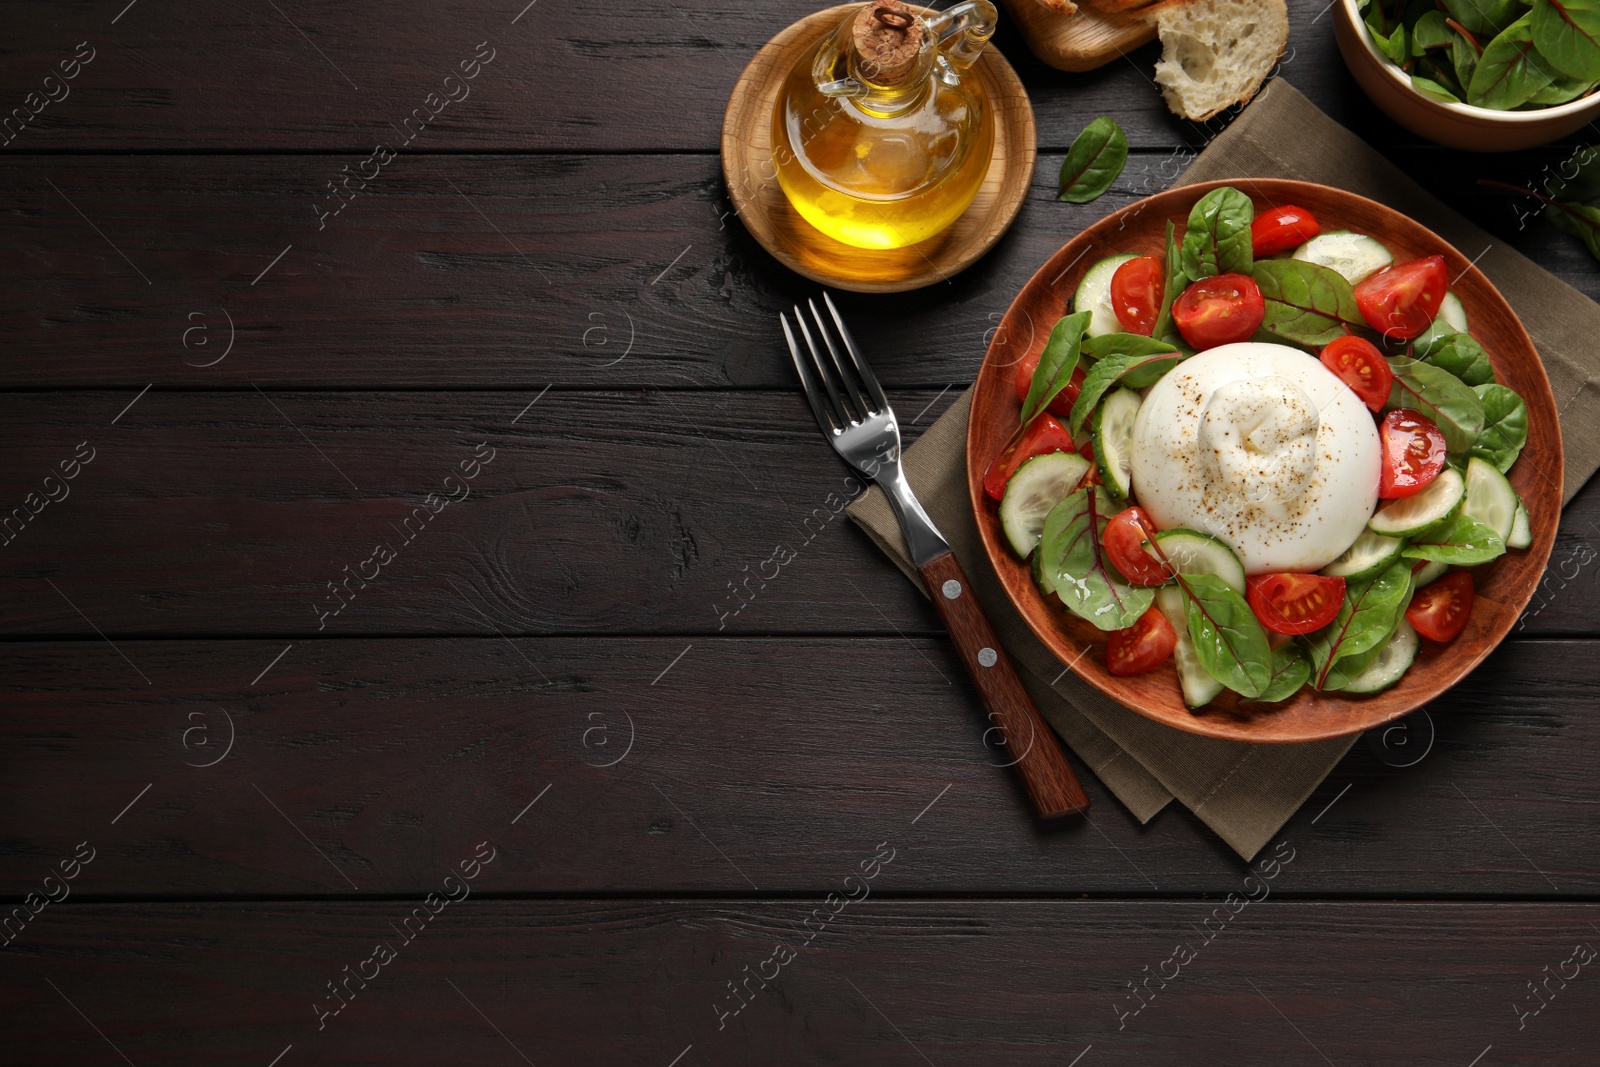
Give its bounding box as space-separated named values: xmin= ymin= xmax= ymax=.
xmin=917 ymin=551 xmax=1090 ymax=819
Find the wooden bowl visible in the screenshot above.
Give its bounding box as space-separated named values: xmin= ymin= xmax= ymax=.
xmin=1333 ymin=0 xmax=1600 ymax=152
xmin=965 ymin=179 xmax=1563 ymax=743
xmin=996 ymin=0 xmax=1155 ymax=73
xmin=720 ymin=4 xmax=1036 ymax=294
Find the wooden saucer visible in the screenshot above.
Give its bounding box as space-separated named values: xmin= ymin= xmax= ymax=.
xmin=720 ymin=4 xmax=1036 ymax=294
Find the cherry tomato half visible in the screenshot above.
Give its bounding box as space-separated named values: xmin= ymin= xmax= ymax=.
xmin=1354 ymin=255 xmax=1446 ymax=341
xmin=1104 ymin=506 xmax=1171 ymax=586
xmin=1378 ymin=408 xmax=1447 ymax=499
xmin=1172 ymin=273 xmax=1266 ymax=351
xmin=1246 ymin=572 xmax=1347 ymax=636
xmin=982 ymin=413 xmax=1076 ymax=501
xmin=1107 ymin=606 xmax=1177 ymax=676
xmin=1251 ymin=204 xmax=1321 ymax=257
xmin=1406 ymin=571 xmax=1473 ymax=642
xmin=1012 ymin=348 xmax=1084 ymax=419
xmin=1110 ymin=255 xmax=1164 ymax=337
xmin=1319 ymin=334 xmax=1394 ymax=412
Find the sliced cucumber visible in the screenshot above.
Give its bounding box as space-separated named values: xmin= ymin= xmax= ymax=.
xmin=1092 ymin=388 xmax=1140 ymax=500
xmin=1292 ymin=231 xmax=1393 ymax=284
xmin=1154 ymin=529 xmax=1246 ymax=592
xmin=1157 ymin=586 xmax=1224 ymax=708
xmin=1370 ymin=468 xmax=1465 ymax=537
xmin=1508 ymin=502 xmax=1532 ymax=550
xmin=1001 ymin=451 xmax=1091 ymax=557
xmin=1322 ymin=529 xmax=1407 ymax=581
xmin=1032 ymin=541 xmax=1057 ymax=596
xmin=1337 ymin=619 xmax=1420 ymax=694
xmin=1462 ymin=455 xmax=1518 ymax=542
xmin=1439 ymin=291 xmax=1468 ymax=333
xmin=1074 ymin=253 xmax=1138 ymax=338
xmin=1412 ymin=560 xmax=1448 ymax=587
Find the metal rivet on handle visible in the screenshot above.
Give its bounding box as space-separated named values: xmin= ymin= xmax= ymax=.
xmin=941 ymin=579 xmax=962 ymax=600
xmin=978 ymin=647 xmax=998 ymax=667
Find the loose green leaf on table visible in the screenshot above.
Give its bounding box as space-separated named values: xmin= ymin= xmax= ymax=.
xmin=1070 ymin=350 xmax=1185 ymax=435
xmin=1303 ymin=560 xmax=1414 ymax=690
xmin=1039 ymin=487 xmax=1155 ymax=631
xmin=1470 ymin=383 xmax=1529 ymax=471
xmin=1531 ymin=0 xmax=1600 ymax=81
xmin=1180 ymin=186 xmax=1254 ymax=280
xmin=1546 ymin=199 xmax=1600 ymax=261
xmin=1020 ymin=311 xmax=1092 ymax=426
xmin=1251 ymin=259 xmax=1365 ymax=346
xmin=1179 ymin=572 xmax=1272 ymax=699
xmin=1544 ymin=144 xmax=1600 ymax=200
xmin=1467 ymin=14 xmax=1558 ymax=110
xmin=1387 ymin=356 xmax=1487 ymax=454
xmin=1401 ymin=511 xmax=1507 ymax=564
xmin=1058 ymin=117 xmax=1129 ymax=204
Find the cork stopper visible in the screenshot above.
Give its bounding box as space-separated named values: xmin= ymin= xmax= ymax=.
xmin=851 ymin=1 xmax=924 ymax=86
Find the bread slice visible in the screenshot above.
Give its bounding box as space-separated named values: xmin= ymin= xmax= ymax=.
xmin=1034 ymin=0 xmax=1079 ymax=14
xmin=1082 ymin=0 xmax=1155 ymax=12
xmin=1140 ymin=0 xmax=1288 ymax=121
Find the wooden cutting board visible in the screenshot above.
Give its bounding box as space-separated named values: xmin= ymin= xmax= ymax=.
xmin=998 ymin=0 xmax=1156 ymax=71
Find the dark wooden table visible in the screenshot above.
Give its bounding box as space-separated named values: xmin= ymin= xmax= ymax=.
xmin=3 ymin=1 xmax=1598 ymax=1063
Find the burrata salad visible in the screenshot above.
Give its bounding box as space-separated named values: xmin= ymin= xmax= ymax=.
xmin=987 ymin=186 xmax=1532 ymax=707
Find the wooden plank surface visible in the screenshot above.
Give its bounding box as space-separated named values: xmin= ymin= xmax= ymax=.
xmin=2 ymin=390 xmax=1596 ymax=636
xmin=0 ymin=0 xmax=1362 ymax=153
xmin=2 ymin=901 xmax=1596 ymax=1066
xmin=1 ymin=154 xmax=1596 ymax=389
xmin=1 ymin=637 xmax=1595 ymax=896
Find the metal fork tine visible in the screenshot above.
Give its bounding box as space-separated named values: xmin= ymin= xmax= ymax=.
xmin=781 ymin=312 xmax=840 ymax=434
xmin=808 ymin=298 xmax=870 ymax=420
xmin=822 ymin=291 xmax=889 ymax=414
xmin=794 ymin=306 xmax=855 ymax=427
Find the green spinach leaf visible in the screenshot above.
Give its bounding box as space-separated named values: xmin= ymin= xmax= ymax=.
xmin=1245 ymin=643 xmax=1312 ymax=704
xmin=1467 ymin=14 xmax=1559 ymax=109
xmin=1532 ymin=0 xmax=1600 ymax=80
xmin=1418 ymin=332 xmax=1496 ymax=386
xmin=1040 ymin=487 xmax=1156 ymax=631
xmin=1251 ymin=259 xmax=1366 ymax=346
xmin=1387 ymin=356 xmax=1487 ymax=454
xmin=1303 ymin=560 xmax=1414 ymax=690
xmin=1081 ymin=333 xmax=1179 ymax=361
xmin=1470 ymin=383 xmax=1529 ymax=471
xmin=1152 ymin=220 xmax=1188 ymax=347
xmin=1412 ymin=74 xmax=1464 ymax=102
xmin=1401 ymin=511 xmax=1507 ymax=564
xmin=1020 ymin=311 xmax=1092 ymax=426
xmin=1069 ymin=351 xmax=1184 ymax=436
xmin=1058 ymin=117 xmax=1129 ymax=204
xmin=1180 ymin=186 xmax=1254 ymax=280
xmin=1179 ymin=572 xmax=1272 ymax=699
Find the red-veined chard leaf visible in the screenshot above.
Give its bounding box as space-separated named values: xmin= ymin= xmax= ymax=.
xmin=1039 ymin=486 xmax=1155 ymax=631
xmin=1303 ymin=560 xmax=1414 ymax=690
xmin=1250 ymin=259 xmax=1365 ymax=346
xmin=1178 ymin=572 xmax=1272 ymax=699
xmin=1386 ymin=356 xmax=1487 ymax=455
xmin=1532 ymin=0 xmax=1600 ymax=80
xmin=1467 ymin=14 xmax=1558 ymax=109
xmin=1245 ymin=642 xmax=1311 ymax=703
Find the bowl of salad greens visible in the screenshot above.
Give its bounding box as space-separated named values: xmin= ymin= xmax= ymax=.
xmin=1334 ymin=0 xmax=1600 ymax=151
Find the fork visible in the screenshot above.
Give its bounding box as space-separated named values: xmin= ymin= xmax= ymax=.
xmin=782 ymin=293 xmax=1090 ymax=819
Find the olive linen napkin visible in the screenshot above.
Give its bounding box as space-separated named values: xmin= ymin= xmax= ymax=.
xmin=846 ymin=79 xmax=1600 ymax=860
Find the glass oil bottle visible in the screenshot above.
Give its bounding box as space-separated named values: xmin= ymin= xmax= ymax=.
xmin=770 ymin=0 xmax=998 ymax=251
